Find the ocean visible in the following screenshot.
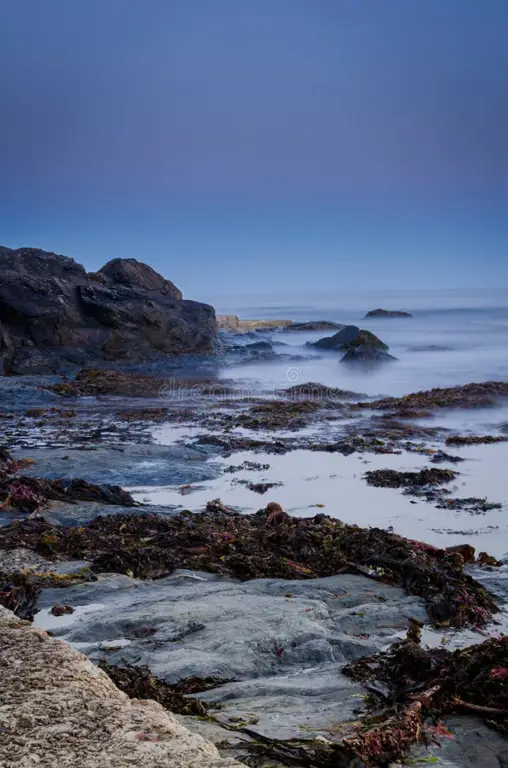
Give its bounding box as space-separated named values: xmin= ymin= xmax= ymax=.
xmin=212 ymin=288 xmax=508 ymax=397
xmin=122 ymin=288 xmax=508 ymax=557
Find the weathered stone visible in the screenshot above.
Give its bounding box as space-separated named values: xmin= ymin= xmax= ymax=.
xmin=0 ymin=246 xmax=216 ymax=374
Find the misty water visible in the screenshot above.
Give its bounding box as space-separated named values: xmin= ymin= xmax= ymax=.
xmin=131 ymin=288 xmax=508 ymax=556
xmin=213 ymin=288 xmax=508 ymax=397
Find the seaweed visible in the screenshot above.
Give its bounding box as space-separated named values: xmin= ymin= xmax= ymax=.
xmin=0 ymin=505 xmax=499 ymax=628
xmin=98 ymin=660 xmax=230 ymax=716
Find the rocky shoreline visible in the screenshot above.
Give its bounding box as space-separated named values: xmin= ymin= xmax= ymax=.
xmin=1 ymin=247 xmax=507 ymax=766
xmin=1 ymin=368 xmax=507 ymax=766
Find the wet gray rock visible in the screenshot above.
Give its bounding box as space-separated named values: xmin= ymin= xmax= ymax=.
xmin=227 ymin=340 xmax=277 ymax=361
xmin=0 ymin=247 xmax=216 ymax=374
xmin=35 ymin=570 xmax=428 ymax=740
xmin=15 ymin=443 xmax=221 ymax=489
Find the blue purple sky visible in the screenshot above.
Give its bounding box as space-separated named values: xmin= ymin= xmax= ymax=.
xmin=1 ymin=0 xmax=507 ymax=296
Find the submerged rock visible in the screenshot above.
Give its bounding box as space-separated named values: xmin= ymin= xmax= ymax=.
xmin=16 ymin=442 xmax=220 ymax=489
xmin=227 ymin=340 xmax=277 ymax=361
xmin=365 ymin=308 xmax=413 ymax=318
xmin=409 ymin=344 xmax=452 ymax=352
xmin=340 ymin=346 xmax=397 ymax=363
xmin=279 ymin=382 xmax=365 ymax=399
xmin=0 ymin=246 xmax=216 ymax=374
xmin=430 ymin=449 xmax=465 ymax=464
xmin=285 ymin=320 xmax=346 ymax=332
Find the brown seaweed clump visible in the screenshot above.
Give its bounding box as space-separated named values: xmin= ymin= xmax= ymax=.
xmin=359 ymin=380 xmax=508 ymax=411
xmin=45 ymin=368 xmax=233 ymax=398
xmin=445 ymin=434 xmax=506 ymax=446
xmin=98 ymin=660 xmax=230 ymax=717
xmin=0 ymin=505 xmax=499 ymax=628
xmin=235 ymin=399 xmax=322 ymax=431
xmin=364 ymin=467 xmax=457 ymax=488
xmin=341 ymin=633 xmax=508 ymax=762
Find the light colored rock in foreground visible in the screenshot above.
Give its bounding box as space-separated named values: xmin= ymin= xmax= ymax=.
xmin=0 ymin=605 xmax=241 ymax=768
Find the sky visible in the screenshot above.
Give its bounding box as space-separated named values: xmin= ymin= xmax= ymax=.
xmin=1 ymin=0 xmax=507 ymax=296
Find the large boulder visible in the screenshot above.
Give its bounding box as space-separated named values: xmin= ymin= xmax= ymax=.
xmin=0 ymin=247 xmax=216 ymax=374
xmin=310 ymin=326 xmax=388 ymax=351
xmin=365 ymin=308 xmax=413 ymax=318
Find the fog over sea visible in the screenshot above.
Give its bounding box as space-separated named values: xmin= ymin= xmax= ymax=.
xmin=211 ymin=288 xmax=508 ymax=397
xmin=129 ymin=287 xmax=508 ymax=557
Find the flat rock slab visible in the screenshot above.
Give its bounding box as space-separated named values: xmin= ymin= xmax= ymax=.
xmin=35 ymin=570 xmax=428 ymax=740
xmin=0 ymin=605 xmax=241 ymax=768
xmin=16 ymin=443 xmax=220 ymax=488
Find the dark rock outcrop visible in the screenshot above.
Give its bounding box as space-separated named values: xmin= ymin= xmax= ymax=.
xmin=309 ymin=326 xmax=395 ymax=363
xmin=310 ymin=326 xmax=388 ymax=351
xmin=0 ymin=247 xmax=216 ymax=374
xmin=365 ymin=308 xmax=413 ymax=318
xmin=285 ymin=321 xmax=345 ymax=332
